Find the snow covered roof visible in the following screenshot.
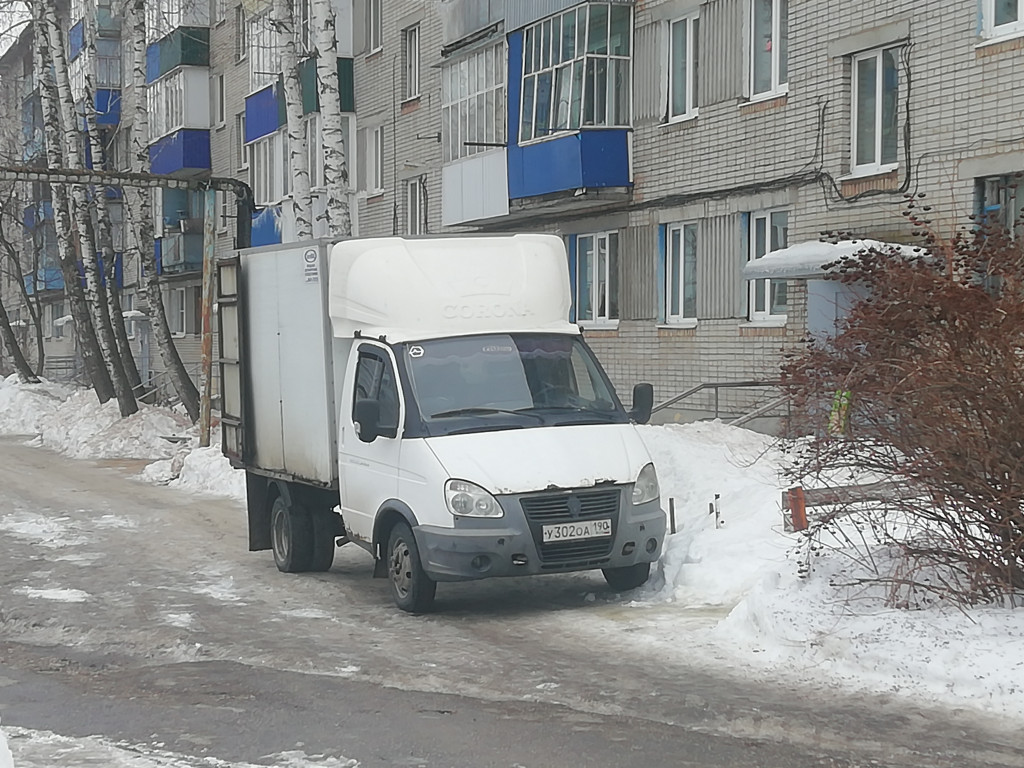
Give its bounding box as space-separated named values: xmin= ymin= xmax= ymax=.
xmin=742 ymin=239 xmax=924 ymax=280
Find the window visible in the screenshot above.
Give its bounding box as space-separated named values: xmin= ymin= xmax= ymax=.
xmin=235 ymin=5 xmax=248 ymax=61
xmin=148 ymin=69 xmax=185 ymax=140
xmin=666 ymin=222 xmax=698 ymax=322
xmin=167 ymin=287 xmax=186 ymax=336
xmin=403 ymin=25 xmax=420 ymax=100
xmin=297 ymin=0 xmax=313 ymax=52
xmin=748 ymin=210 xmax=789 ymax=320
xmin=217 ymin=190 xmax=230 ymax=232
xmin=442 ymin=42 xmax=506 ymax=163
xmin=248 ymin=12 xmax=281 ymax=91
xmin=95 ymin=38 xmax=120 ymax=87
xmin=368 ymin=125 xmax=385 ymax=194
xmin=147 ymin=0 xmax=210 ymax=43
xmin=353 ymin=346 xmax=399 ymax=438
xmin=305 ymin=113 xmax=323 ymax=188
xmin=750 ymin=0 xmax=787 ymax=97
xmin=575 ymin=231 xmax=619 ymax=324
xmin=852 ymin=47 xmax=899 ymax=174
xmin=668 ymin=15 xmax=699 ymax=121
xmin=123 ymin=291 xmax=136 ymax=339
xmin=250 ymin=130 xmax=288 ymax=205
xmin=51 ymin=301 xmax=66 ymax=339
xmin=406 ymin=178 xmax=424 ymax=234
xmin=984 ymin=0 xmax=1024 ymax=37
xmin=368 ymin=0 xmax=382 ymax=52
xmin=211 ymin=74 xmax=225 ymax=127
xmin=236 ymin=112 xmax=248 ymax=169
xmin=977 ymin=175 xmax=1024 ymax=234
xmin=519 ymin=3 xmax=632 ymax=142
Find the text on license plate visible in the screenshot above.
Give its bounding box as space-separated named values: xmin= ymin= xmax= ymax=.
xmin=542 ymin=518 xmax=612 ymax=542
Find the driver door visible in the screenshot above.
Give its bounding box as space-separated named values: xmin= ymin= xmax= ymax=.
xmin=338 ymin=342 xmax=403 ymax=545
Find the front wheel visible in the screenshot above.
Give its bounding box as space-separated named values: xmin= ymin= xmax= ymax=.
xmin=386 ymin=522 xmax=436 ymax=613
xmin=602 ymin=562 xmax=651 ymax=592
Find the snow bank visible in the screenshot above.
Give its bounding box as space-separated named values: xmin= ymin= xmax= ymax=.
xmin=0 ymin=718 xmax=13 ymax=768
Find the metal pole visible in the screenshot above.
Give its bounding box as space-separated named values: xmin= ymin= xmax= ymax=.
xmin=199 ymin=187 xmax=216 ymax=447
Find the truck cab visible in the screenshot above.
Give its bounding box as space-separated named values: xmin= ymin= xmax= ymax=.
xmin=218 ymin=235 xmax=666 ymax=612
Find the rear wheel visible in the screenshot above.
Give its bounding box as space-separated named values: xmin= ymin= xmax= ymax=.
xmin=271 ymin=495 xmax=313 ymax=573
xmin=387 ymin=522 xmax=436 ymax=613
xmin=309 ymin=509 xmax=341 ymax=572
xmin=602 ymin=562 xmax=651 ymax=591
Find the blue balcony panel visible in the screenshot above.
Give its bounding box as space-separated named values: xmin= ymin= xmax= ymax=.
xmin=252 ymin=206 xmax=282 ymax=248
xmin=76 ymin=253 xmax=124 ymax=288
xmin=245 ymin=84 xmax=284 ymax=143
xmin=149 ymin=128 xmax=211 ymax=176
xmin=69 ymin=21 xmax=84 ymax=61
xmin=95 ymin=89 xmax=121 ymax=125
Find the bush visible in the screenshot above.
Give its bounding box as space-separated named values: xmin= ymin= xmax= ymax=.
xmin=782 ymin=203 xmax=1024 ymax=606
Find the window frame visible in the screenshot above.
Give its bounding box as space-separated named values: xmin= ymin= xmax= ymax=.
xmin=518 ymin=3 xmax=633 ymax=144
xmin=665 ymin=221 xmax=698 ymax=323
xmin=851 ymin=46 xmax=900 ymax=176
xmin=406 ymin=177 xmax=424 ymax=235
xmin=574 ymin=231 xmax=620 ymax=327
xmin=123 ymin=290 xmax=136 ymax=340
xmin=747 ymin=209 xmax=789 ymax=323
xmin=167 ymin=286 xmax=187 ymax=337
xmin=211 ymin=73 xmax=225 ymax=127
xmin=749 ymin=0 xmax=788 ymax=100
xmin=236 ymin=112 xmax=248 ymax=170
xmin=368 ymin=0 xmax=383 ymax=53
xmin=403 ymin=24 xmax=420 ymax=101
xmin=983 ymin=0 xmax=1024 ymax=38
xmin=667 ymin=13 xmax=699 ymax=123
xmin=368 ymin=125 xmax=385 ymax=195
xmin=352 ymin=344 xmax=401 ymax=439
xmin=441 ymin=42 xmax=506 ymax=164
xmin=235 ymin=5 xmax=248 ymax=62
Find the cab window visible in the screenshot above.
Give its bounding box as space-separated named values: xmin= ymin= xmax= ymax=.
xmin=353 ymin=347 xmax=400 ymax=438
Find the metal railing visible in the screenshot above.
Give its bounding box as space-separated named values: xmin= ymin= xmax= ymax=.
xmin=652 ymin=380 xmax=784 ymax=422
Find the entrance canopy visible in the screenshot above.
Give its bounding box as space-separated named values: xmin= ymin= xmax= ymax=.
xmin=742 ymin=239 xmax=924 ymax=280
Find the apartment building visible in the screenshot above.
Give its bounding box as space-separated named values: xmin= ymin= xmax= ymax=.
xmin=4 ymin=0 xmax=1024 ymax=426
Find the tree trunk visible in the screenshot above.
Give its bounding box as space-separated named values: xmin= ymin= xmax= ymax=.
xmin=312 ymin=0 xmax=352 ymax=237
xmin=275 ymin=0 xmax=313 ymax=239
xmin=83 ymin=78 xmax=143 ymax=395
xmin=0 ymin=214 xmax=45 ymax=375
xmin=124 ymin=0 xmax=199 ymax=421
xmin=43 ymin=6 xmax=138 ymax=417
xmin=0 ymin=293 xmax=39 ymax=383
xmin=31 ymin=4 xmax=113 ymax=401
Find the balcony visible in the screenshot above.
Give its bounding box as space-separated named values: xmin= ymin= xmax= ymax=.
xmin=149 ymin=128 xmax=211 ymax=176
xmin=146 ymin=27 xmax=210 ymax=84
xmin=157 ymin=232 xmax=204 ymax=273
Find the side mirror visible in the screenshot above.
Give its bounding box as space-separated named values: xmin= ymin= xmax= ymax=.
xmin=354 ymin=399 xmax=381 ymax=443
xmin=629 ymin=383 xmax=654 ymax=425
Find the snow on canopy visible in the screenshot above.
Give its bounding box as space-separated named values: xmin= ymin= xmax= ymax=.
xmin=742 ymin=239 xmax=924 ymax=280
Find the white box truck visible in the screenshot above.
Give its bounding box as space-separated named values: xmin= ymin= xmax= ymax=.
xmin=217 ymin=235 xmax=666 ymax=612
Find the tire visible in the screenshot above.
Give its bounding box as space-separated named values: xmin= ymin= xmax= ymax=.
xmin=309 ymin=509 xmax=339 ymax=573
xmin=271 ymin=495 xmax=313 ymax=573
xmin=386 ymin=522 xmax=436 ymax=613
xmin=602 ymin=562 xmax=651 ymax=592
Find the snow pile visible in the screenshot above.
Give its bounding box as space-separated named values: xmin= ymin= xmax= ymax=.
xmin=637 ymin=422 xmax=792 ymax=607
xmin=0 ymin=718 xmax=13 ymax=768
xmin=0 ymin=374 xmax=75 ymax=435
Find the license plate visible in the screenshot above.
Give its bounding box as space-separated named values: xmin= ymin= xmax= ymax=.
xmin=542 ymin=518 xmax=612 ymax=543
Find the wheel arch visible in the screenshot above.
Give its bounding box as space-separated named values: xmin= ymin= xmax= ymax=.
xmin=371 ymin=501 xmax=420 ymax=578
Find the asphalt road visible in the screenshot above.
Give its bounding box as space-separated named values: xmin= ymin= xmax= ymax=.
xmin=1 ymin=436 xmax=1022 ymax=768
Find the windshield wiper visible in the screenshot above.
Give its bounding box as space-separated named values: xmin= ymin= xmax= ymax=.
xmin=428 ymin=406 xmax=546 ymax=424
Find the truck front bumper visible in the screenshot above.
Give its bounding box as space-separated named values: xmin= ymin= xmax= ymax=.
xmin=413 ymin=489 xmax=665 ymax=583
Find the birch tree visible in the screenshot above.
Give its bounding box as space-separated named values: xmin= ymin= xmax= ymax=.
xmin=273 ymin=0 xmax=313 ymax=239
xmin=123 ymin=0 xmax=200 ymax=421
xmin=42 ymin=2 xmax=138 ymax=416
xmin=82 ymin=72 xmax=143 ymax=394
xmin=32 ymin=5 xmax=115 ymax=402
xmin=312 ymin=0 xmax=351 ymax=237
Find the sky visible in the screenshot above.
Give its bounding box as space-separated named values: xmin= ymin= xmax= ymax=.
xmin=2 ymin=373 xmax=1023 ymax=766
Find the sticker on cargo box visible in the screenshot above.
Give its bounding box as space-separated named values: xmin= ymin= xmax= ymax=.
xmin=303 ymin=248 xmax=319 ymax=283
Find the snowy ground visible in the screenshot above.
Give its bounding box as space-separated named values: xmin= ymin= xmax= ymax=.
xmin=2 ymin=374 xmax=1023 ymax=765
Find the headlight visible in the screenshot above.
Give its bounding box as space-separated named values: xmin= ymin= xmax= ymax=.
xmin=632 ymin=463 xmax=660 ymax=505
xmin=445 ymin=479 xmax=503 ymax=518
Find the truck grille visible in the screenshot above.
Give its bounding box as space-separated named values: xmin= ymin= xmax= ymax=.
xmin=520 ymin=488 xmax=620 ymax=567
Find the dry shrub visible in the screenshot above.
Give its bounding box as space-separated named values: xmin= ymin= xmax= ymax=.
xmin=783 ymin=202 xmax=1024 ymax=606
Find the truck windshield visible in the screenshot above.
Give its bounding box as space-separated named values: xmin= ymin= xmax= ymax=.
xmin=401 ymin=334 xmax=626 ymax=435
